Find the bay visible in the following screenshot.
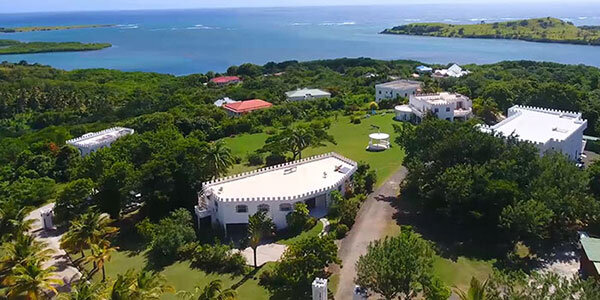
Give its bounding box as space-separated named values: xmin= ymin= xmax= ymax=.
xmin=0 ymin=3 xmax=599 ymax=75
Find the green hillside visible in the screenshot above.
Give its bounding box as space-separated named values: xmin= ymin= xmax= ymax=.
xmin=0 ymin=40 xmax=111 ymax=54
xmin=382 ymin=17 xmax=600 ymax=45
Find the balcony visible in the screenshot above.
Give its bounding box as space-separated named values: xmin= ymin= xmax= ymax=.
xmin=454 ymin=107 xmax=472 ymax=118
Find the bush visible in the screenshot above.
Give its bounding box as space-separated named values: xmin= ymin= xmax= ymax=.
xmin=265 ymin=153 xmax=287 ymax=166
xmin=247 ymin=152 xmax=264 ymax=166
xmin=182 ymin=240 xmax=248 ymax=274
xmin=135 ymin=217 xmax=156 ymax=242
xmin=334 ymin=223 xmax=349 ymax=239
xmin=286 ymin=203 xmax=312 ymax=234
xmin=148 ymin=208 xmax=196 ymax=264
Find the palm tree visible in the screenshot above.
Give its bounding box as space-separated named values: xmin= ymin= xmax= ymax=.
xmin=84 ymin=244 xmax=118 ymax=282
xmin=57 ymin=280 xmax=108 ymax=300
xmin=108 ymin=270 xmax=136 ymax=300
xmin=247 ymin=211 xmax=275 ymax=269
xmin=182 ymin=279 xmax=237 ymax=300
xmin=4 ymin=260 xmax=63 ymax=300
xmin=204 ymin=141 xmax=235 ymax=179
xmin=456 ymin=277 xmax=489 ymax=300
xmin=1 ymin=233 xmax=54 ymax=283
xmin=61 ymin=210 xmax=118 ymax=258
xmin=0 ymin=201 xmax=34 ymax=241
xmin=129 ymin=270 xmax=175 ymax=300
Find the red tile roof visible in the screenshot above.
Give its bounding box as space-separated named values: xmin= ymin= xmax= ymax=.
xmin=210 ymin=76 xmax=241 ymax=84
xmin=223 ymin=99 xmax=273 ymax=113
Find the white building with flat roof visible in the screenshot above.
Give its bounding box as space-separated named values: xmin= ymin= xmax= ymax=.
xmin=394 ymin=92 xmax=472 ymax=122
xmin=195 ymin=152 xmax=357 ymax=232
xmin=480 ymin=105 xmax=587 ymax=160
xmin=375 ymin=80 xmax=422 ymax=102
xmin=285 ymin=88 xmax=331 ymax=101
xmin=66 ymin=127 xmax=134 ymax=156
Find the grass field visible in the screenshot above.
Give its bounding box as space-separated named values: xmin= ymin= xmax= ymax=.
xmin=224 ymin=113 xmax=406 ymax=187
xmin=79 ymin=247 xmax=271 ymax=300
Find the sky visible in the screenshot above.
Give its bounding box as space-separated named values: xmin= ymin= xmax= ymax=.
xmin=0 ymin=0 xmax=592 ymax=14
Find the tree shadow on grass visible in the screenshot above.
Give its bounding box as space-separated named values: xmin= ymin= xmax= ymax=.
xmin=389 ymin=189 xmax=508 ymax=263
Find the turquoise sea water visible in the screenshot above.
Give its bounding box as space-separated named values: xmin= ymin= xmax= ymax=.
xmin=1 ymin=3 xmax=600 ymax=74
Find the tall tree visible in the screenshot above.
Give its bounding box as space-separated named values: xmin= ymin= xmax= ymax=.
xmin=355 ymin=229 xmax=449 ymax=300
xmin=57 ymin=280 xmax=108 ymax=300
xmin=247 ymin=211 xmax=275 ymax=268
xmin=60 ymin=210 xmax=118 ymax=258
xmin=182 ymin=279 xmax=237 ymax=300
xmin=128 ymin=270 xmax=174 ymax=300
xmin=84 ymin=244 xmax=118 ymax=282
xmin=262 ymin=122 xmax=335 ymax=160
xmin=203 ymin=141 xmax=235 ymax=179
xmin=1 ymin=233 xmax=54 ymax=283
xmin=3 ymin=261 xmax=63 ymax=300
xmin=54 ymin=178 xmax=96 ymax=224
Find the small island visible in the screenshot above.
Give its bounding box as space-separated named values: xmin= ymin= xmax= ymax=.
xmin=381 ymin=17 xmax=600 ymax=46
xmin=0 ymin=39 xmax=111 ymax=54
xmin=0 ymin=24 xmax=114 ymax=33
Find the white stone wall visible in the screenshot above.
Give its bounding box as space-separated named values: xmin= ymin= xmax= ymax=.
xmin=376 ymin=85 xmax=419 ymax=102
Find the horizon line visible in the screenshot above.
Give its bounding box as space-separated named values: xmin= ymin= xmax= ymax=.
xmin=0 ymin=1 xmax=593 ymax=15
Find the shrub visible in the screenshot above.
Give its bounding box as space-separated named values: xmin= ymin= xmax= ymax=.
xmin=265 ymin=153 xmax=287 ymax=166
xmin=247 ymin=152 xmax=264 ymax=166
xmin=286 ymin=203 xmax=312 ymax=234
xmin=135 ymin=217 xmax=156 ymax=242
xmin=183 ymin=240 xmax=248 ymax=274
xmin=148 ymin=208 xmax=196 ymax=264
xmin=334 ymin=223 xmax=349 ymax=239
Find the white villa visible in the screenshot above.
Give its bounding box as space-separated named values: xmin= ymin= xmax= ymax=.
xmin=66 ymin=127 xmax=134 ymax=156
xmin=433 ymin=64 xmax=470 ymax=78
xmin=285 ymin=88 xmax=331 ymax=101
xmin=375 ymin=80 xmax=422 ymax=102
xmin=394 ymin=92 xmax=473 ymax=122
xmin=195 ymin=152 xmax=357 ymax=232
xmin=480 ymin=105 xmax=587 ymax=160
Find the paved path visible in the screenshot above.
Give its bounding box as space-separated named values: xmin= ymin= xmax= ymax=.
xmin=335 ymin=167 xmax=407 ymax=299
xmin=25 ymin=203 xmax=82 ymax=292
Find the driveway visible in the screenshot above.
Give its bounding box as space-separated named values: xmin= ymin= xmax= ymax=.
xmin=25 ymin=203 xmax=82 ymax=292
xmin=335 ymin=167 xmax=407 ymax=299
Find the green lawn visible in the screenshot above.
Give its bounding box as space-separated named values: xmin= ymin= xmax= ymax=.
xmin=433 ymin=256 xmax=494 ymax=291
xmin=80 ymin=248 xmax=271 ymax=300
xmin=224 ymin=113 xmax=405 ymax=187
xmin=276 ymin=221 xmax=324 ymax=246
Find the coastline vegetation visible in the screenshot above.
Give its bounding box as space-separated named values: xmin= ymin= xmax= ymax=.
xmin=382 ymin=17 xmax=600 ymax=46
xmin=0 ymin=40 xmax=111 ymax=54
xmin=0 ymin=24 xmax=113 ymax=33
xmin=2 ymin=57 xmax=600 ymax=298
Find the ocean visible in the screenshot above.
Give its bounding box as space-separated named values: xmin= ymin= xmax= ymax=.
xmin=1 ymin=3 xmax=600 ymax=75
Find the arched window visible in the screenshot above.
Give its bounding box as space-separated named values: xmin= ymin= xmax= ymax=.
xmin=257 ymin=204 xmax=270 ymax=213
xmin=279 ymin=203 xmax=292 ymax=212
xmin=236 ymin=205 xmax=248 ymax=213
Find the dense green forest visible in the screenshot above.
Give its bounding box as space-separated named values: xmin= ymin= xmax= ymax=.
xmin=382 ymin=17 xmax=600 ymax=45
xmin=0 ymin=40 xmax=111 ymax=54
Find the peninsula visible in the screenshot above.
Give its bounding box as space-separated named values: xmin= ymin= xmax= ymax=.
xmin=381 ymin=17 xmax=600 ymax=46
xmin=0 ymin=24 xmax=114 ymax=33
xmin=0 ymin=39 xmax=111 ymax=54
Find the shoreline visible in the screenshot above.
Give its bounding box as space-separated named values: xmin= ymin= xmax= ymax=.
xmin=0 ymin=24 xmax=114 ymax=33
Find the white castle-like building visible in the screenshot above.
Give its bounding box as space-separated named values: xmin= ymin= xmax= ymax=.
xmin=66 ymin=127 xmax=135 ymax=156
xmin=394 ymin=92 xmax=473 ymax=122
xmin=479 ymin=105 xmax=587 ymax=160
xmin=195 ymin=152 xmax=357 ymax=233
xmin=375 ymin=80 xmax=422 ymax=102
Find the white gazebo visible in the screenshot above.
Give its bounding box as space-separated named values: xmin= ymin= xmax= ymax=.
xmin=367 ymin=132 xmax=390 ymax=151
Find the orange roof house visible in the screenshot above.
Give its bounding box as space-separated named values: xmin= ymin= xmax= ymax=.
xmin=222 ymin=99 xmax=272 ymax=116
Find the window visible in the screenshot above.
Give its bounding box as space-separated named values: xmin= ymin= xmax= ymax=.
xmin=446 ymin=107 xmax=450 ymax=112
xmin=236 ymin=205 xmax=248 ymax=213
xmin=279 ymin=203 xmax=292 ymax=212
xmin=257 ymin=204 xmax=270 ymax=213
xmin=434 ymin=108 xmax=439 ymax=113
xmin=378 ymin=90 xmax=382 ymax=94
